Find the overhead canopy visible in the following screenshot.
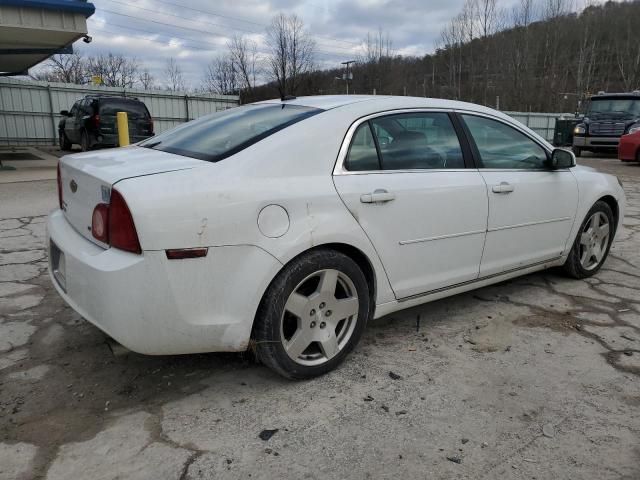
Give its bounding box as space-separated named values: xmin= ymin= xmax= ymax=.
xmin=0 ymin=0 xmax=95 ymax=75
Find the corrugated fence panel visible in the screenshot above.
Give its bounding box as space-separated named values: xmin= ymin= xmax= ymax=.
xmin=0 ymin=77 xmax=239 ymax=146
xmin=0 ymin=79 xmax=566 ymax=146
xmin=504 ymin=111 xmax=570 ymax=142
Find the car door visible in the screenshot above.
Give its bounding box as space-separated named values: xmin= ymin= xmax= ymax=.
xmin=459 ymin=113 xmax=579 ymax=277
xmin=333 ymin=111 xmax=488 ymax=299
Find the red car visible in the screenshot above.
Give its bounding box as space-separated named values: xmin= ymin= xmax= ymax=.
xmin=619 ymin=129 xmax=640 ymax=162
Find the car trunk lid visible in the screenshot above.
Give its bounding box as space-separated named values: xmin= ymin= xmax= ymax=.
xmin=59 ymin=146 xmax=204 ymax=247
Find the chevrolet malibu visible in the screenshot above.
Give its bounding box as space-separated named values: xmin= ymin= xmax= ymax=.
xmin=48 ymin=95 xmax=626 ymax=379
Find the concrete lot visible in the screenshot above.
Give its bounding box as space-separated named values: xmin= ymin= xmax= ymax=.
xmin=0 ymin=154 xmax=638 ymax=480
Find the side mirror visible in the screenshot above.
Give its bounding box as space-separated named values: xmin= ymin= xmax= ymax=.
xmin=60 ymin=110 xmax=70 ymax=116
xmin=550 ymin=148 xmax=576 ymax=169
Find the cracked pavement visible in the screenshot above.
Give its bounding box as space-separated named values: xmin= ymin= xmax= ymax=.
xmin=1 ymin=157 xmax=639 ymax=480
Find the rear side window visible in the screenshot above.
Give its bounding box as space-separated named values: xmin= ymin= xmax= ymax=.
xmin=345 ymin=123 xmax=380 ymax=171
xmin=140 ymin=104 xmax=322 ymax=162
xmin=344 ymin=112 xmax=464 ymax=171
xmin=100 ymin=100 xmax=150 ymax=118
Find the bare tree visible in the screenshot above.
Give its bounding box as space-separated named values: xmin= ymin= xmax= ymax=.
xmin=202 ymin=56 xmax=237 ymax=95
xmin=86 ymin=53 xmax=138 ymax=87
xmin=138 ymin=69 xmax=155 ymax=90
xmin=165 ymin=58 xmax=186 ymax=92
xmin=266 ymin=13 xmax=315 ymax=97
xmin=227 ymin=34 xmax=259 ymax=101
xmin=34 ymin=53 xmax=87 ymax=84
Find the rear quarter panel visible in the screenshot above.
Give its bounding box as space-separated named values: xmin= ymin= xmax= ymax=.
xmin=116 ymin=108 xmax=397 ymax=306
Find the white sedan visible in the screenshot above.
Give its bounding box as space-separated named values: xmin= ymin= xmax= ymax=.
xmin=48 ymin=95 xmax=625 ymax=379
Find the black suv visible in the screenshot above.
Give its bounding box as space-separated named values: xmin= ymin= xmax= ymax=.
xmin=58 ymin=95 xmax=154 ymax=151
xmin=572 ymin=91 xmax=640 ymax=157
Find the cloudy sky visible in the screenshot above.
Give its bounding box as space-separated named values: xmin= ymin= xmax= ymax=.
xmin=58 ymin=0 xmax=581 ymax=89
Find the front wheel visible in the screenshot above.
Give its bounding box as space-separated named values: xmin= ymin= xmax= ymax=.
xmin=253 ymin=249 xmax=370 ymax=379
xmin=572 ymin=146 xmax=582 ymax=157
xmin=563 ymin=201 xmax=615 ymax=278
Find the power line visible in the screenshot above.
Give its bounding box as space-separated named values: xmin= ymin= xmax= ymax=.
xmin=147 ymin=0 xmax=361 ymax=47
xmin=95 ymin=6 xmax=361 ymax=56
xmin=87 ymin=18 xmax=357 ymax=60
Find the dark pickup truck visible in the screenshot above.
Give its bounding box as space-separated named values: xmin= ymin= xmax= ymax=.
xmin=572 ymin=91 xmax=640 ymax=157
xmin=59 ymin=95 xmax=154 ymax=151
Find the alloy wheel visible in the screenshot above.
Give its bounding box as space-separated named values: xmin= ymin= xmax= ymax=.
xmin=579 ymin=211 xmax=610 ymax=271
xmin=280 ymin=269 xmax=359 ymax=366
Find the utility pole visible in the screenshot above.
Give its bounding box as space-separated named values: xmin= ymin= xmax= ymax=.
xmin=341 ymin=60 xmax=356 ymax=95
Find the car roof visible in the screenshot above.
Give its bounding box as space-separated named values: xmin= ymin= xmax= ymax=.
xmin=84 ymin=95 xmax=143 ymax=102
xmin=255 ymin=94 xmax=502 ymax=116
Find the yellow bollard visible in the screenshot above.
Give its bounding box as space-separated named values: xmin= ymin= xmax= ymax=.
xmin=116 ymin=111 xmax=130 ymax=147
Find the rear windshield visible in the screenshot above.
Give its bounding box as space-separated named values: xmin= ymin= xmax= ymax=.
xmin=99 ymin=99 xmax=150 ymax=118
xmin=139 ymin=103 xmax=322 ymax=162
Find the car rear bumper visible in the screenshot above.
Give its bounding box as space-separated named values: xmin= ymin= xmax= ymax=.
xmin=91 ymin=133 xmax=153 ymax=147
xmin=573 ymin=136 xmax=619 ymax=149
xmin=47 ymin=210 xmax=282 ymax=355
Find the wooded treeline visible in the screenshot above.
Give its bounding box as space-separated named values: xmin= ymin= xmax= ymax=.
xmin=253 ymin=0 xmax=640 ymax=112
xmin=33 ymin=1 xmax=640 ymax=113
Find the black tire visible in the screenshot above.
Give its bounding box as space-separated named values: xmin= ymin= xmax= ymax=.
xmin=572 ymin=146 xmax=582 ymax=158
xmin=59 ymin=131 xmax=72 ymax=150
xmin=253 ymin=249 xmax=370 ymax=380
xmin=563 ymin=200 xmax=615 ymax=279
xmin=80 ymin=130 xmax=91 ymax=152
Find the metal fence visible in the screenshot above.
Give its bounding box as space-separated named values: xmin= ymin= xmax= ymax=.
xmin=504 ymin=111 xmax=573 ymax=142
xmin=0 ymin=78 xmax=567 ymax=146
xmin=0 ymin=78 xmax=239 ymax=146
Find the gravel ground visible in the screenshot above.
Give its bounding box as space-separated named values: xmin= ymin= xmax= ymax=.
xmin=0 ymin=155 xmax=639 ymax=480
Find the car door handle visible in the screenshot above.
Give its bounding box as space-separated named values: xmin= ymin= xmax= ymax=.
xmin=492 ymin=182 xmax=515 ymax=194
xmin=360 ymin=189 xmax=396 ymax=204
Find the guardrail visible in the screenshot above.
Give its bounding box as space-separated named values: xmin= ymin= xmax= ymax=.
xmin=0 ymin=77 xmax=239 ymax=146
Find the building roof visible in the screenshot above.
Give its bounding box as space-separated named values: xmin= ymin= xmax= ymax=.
xmin=1 ymin=0 xmax=95 ymax=17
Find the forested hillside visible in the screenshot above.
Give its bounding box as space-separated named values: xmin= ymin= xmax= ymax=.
xmin=253 ymin=1 xmax=640 ymax=112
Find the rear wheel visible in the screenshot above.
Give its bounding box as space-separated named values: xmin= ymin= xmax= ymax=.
xmin=572 ymin=146 xmax=582 ymax=157
xmin=59 ymin=131 xmax=72 ymax=150
xmin=563 ymin=201 xmax=614 ymax=278
xmin=253 ymin=249 xmax=370 ymax=379
xmin=80 ymin=130 xmax=91 ymax=152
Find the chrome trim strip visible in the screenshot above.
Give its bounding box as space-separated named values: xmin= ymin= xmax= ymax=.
xmin=397 ymin=257 xmax=560 ymax=302
xmin=487 ymin=216 xmax=572 ymax=232
xmin=399 ymin=229 xmax=485 ymax=245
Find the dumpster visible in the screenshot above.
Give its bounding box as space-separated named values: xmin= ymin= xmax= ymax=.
xmin=553 ymin=117 xmax=583 ymax=147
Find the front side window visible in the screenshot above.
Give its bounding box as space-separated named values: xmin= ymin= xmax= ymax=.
xmin=462 ymin=114 xmax=548 ymax=169
xmin=371 ymin=112 xmax=464 ymax=170
xmin=140 ymin=104 xmax=322 ymax=162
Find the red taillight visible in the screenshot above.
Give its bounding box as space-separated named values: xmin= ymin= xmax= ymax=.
xmin=57 ymin=162 xmax=63 ymax=209
xmin=91 ymin=204 xmax=109 ymax=243
xmin=92 ymin=114 xmax=100 ymax=129
xmin=90 ymin=189 xmax=141 ymax=254
xmin=108 ymin=189 xmax=141 ymax=254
